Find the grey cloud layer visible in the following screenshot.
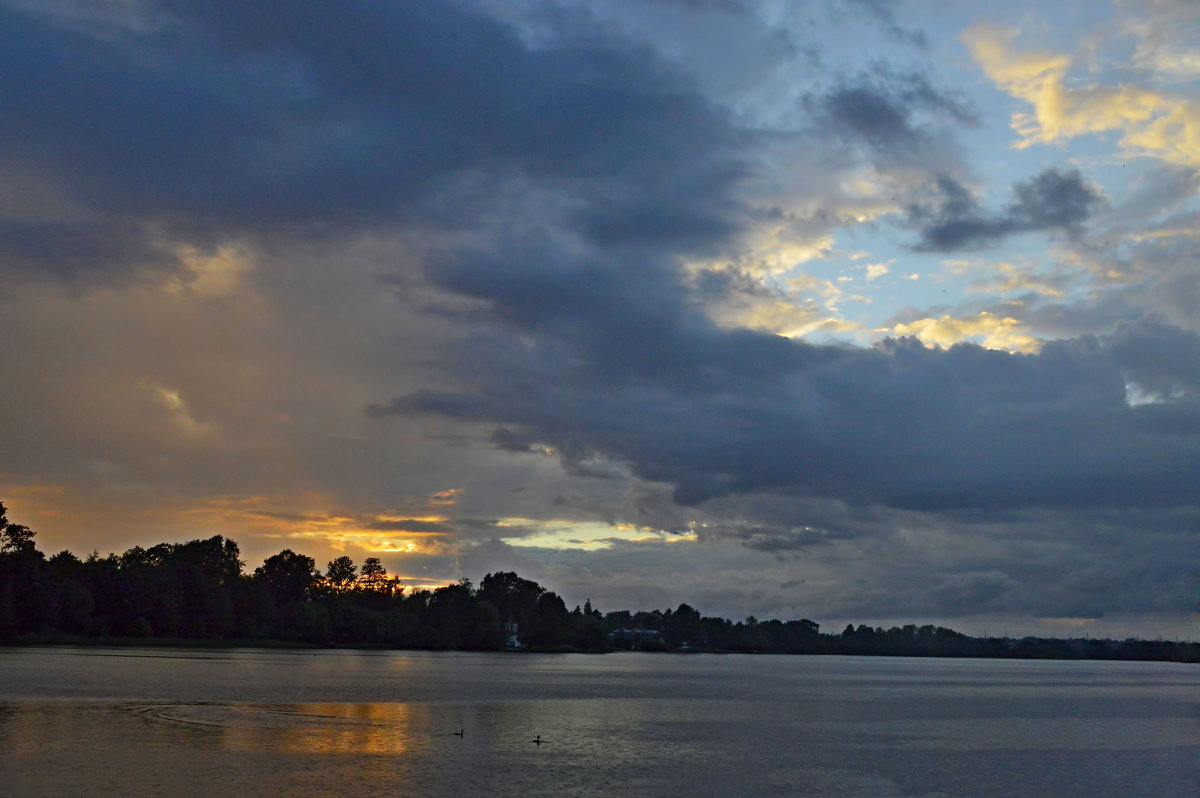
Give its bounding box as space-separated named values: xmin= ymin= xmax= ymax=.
xmin=0 ymin=0 xmax=745 ymax=277
xmin=378 ymin=314 xmax=1200 ymax=511
xmin=815 ymin=71 xmax=976 ymax=155
xmin=911 ymin=168 xmax=1103 ymax=251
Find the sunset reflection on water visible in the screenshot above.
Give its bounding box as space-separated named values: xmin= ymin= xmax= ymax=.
xmin=147 ymin=702 xmax=419 ymax=756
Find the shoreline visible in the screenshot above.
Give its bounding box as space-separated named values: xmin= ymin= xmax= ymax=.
xmin=7 ymin=635 xmax=1196 ymax=664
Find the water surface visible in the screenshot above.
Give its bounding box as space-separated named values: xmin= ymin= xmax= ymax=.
xmin=1 ymin=647 xmax=1196 ymax=796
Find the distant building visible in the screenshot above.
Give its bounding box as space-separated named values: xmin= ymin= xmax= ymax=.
xmin=607 ymin=628 xmax=664 ymax=649
xmin=504 ymin=619 xmax=521 ymax=650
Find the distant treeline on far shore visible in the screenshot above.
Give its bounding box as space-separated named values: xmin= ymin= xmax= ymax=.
xmin=0 ymin=503 xmax=1196 ymax=662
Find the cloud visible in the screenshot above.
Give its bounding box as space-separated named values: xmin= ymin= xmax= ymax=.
xmin=889 ymin=311 xmax=1041 ymax=353
xmin=910 ymin=167 xmax=1102 ymax=251
xmin=0 ymin=0 xmax=749 ymax=281
xmin=1124 ymin=0 xmax=1200 ymax=80
xmin=960 ymin=262 xmax=1066 ymax=298
xmin=450 ymin=497 xmax=1200 ymax=628
xmin=690 ymin=265 xmax=862 ymax=337
xmin=865 ymin=262 xmax=890 ymax=281
xmin=365 ymin=519 xmax=454 ymax=534
xmin=809 ymin=69 xmax=976 ymax=174
xmin=819 ymin=74 xmax=974 ymax=144
xmin=145 ymin=383 xmax=215 ymax=438
xmin=963 ymin=22 xmax=1200 ymax=168
xmin=375 ymin=289 xmax=1200 ymax=513
xmin=840 ymin=0 xmax=929 ymax=49
xmin=0 ymin=0 xmax=766 ymax=559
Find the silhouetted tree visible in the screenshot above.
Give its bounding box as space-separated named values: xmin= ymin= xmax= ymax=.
xmin=1 ymin=523 xmax=37 ymax=556
xmin=663 ymin=603 xmax=701 ymax=647
xmin=427 ymin=580 xmax=474 ymax=649
xmin=0 ymin=498 xmax=1195 ymax=662
xmin=254 ymin=550 xmax=319 ymax=606
xmin=478 ymin=571 xmax=544 ymax=628
xmin=167 ymin=536 xmax=242 ymax=637
xmin=360 ymin=556 xmax=386 ymax=587
xmin=326 ymin=556 xmax=357 ymax=592
xmin=0 ymin=505 xmax=47 ymax=639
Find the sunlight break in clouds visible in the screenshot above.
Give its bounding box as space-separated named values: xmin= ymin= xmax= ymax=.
xmin=168 ymin=243 xmax=255 ymax=298
xmin=890 ymin=312 xmax=1041 ymax=353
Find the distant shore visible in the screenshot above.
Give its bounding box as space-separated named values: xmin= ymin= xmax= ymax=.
xmin=7 ymin=634 xmax=1197 ymax=664
xmin=2 ymin=517 xmax=1196 ymax=664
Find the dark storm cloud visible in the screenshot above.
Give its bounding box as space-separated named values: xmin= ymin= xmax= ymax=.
xmin=0 ymin=220 xmax=176 ymax=278
xmin=816 ymin=72 xmax=975 ymax=152
xmin=802 ymin=69 xmax=977 ymax=192
xmin=375 ymin=307 xmax=1200 ymax=512
xmin=912 ymin=167 xmax=1103 ymax=251
xmin=0 ymin=0 xmax=747 ymax=277
xmin=853 ymin=507 xmax=1200 ymax=622
xmin=823 ymin=86 xmax=918 ymax=149
xmin=811 ymin=70 xmax=976 ymax=167
xmin=508 ymin=491 xmax=1200 ymax=624
xmin=656 ymin=493 xmax=1200 ymax=623
xmin=407 ymin=240 xmax=827 ymax=396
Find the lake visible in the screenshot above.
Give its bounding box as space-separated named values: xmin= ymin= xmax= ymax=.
xmin=0 ymin=647 xmax=1196 ymax=796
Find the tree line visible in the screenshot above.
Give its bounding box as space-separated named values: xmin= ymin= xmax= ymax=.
xmin=1 ymin=503 xmax=1196 ymax=662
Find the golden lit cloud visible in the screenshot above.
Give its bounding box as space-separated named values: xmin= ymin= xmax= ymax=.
xmin=942 ymin=259 xmax=978 ymax=274
xmin=962 ymin=23 xmax=1200 ymax=168
xmin=1040 ymin=617 xmax=1099 ymax=629
xmin=167 ymin=242 xmax=255 ymax=297
xmin=0 ymin=478 xmax=472 ymax=574
xmin=732 ymin=233 xmax=836 ymax=276
xmin=890 ymin=311 xmax=1041 ymax=353
xmin=180 ymin=492 xmax=461 ymax=557
xmin=708 ymin=290 xmax=864 ymax=339
xmin=428 ymin=489 xmax=461 ymax=506
xmin=144 ymin=382 xmax=214 ymax=437
xmin=865 ymin=262 xmax=891 ymax=281
xmin=498 ymin=517 xmax=696 ymax=550
xmin=685 ymin=263 xmax=865 ymax=340
xmin=0 ymin=485 xmax=248 ymax=559
xmin=1129 ymin=220 xmax=1200 ymax=241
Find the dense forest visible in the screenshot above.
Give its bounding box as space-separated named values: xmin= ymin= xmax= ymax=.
xmin=1 ymin=503 xmax=1196 ymax=662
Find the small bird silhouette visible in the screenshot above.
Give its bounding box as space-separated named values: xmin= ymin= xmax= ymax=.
xmin=453 ymin=729 xmax=464 ymax=737
xmin=532 ymin=735 xmax=542 ymax=745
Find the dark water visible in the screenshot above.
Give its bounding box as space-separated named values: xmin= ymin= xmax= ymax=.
xmin=0 ymin=647 xmax=1196 ymax=796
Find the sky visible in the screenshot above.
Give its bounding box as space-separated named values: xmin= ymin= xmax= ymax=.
xmin=2 ymin=0 xmax=1199 ymax=639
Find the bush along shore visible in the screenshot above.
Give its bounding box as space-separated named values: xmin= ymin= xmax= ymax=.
xmin=1 ymin=504 xmax=1196 ymax=661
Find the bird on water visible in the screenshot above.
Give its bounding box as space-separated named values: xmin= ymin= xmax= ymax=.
xmin=533 ymin=735 xmax=542 ymax=745
xmin=453 ymin=729 xmax=464 ymax=737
